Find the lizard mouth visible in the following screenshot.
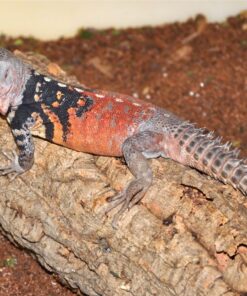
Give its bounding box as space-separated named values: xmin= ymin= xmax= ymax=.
xmin=0 ymin=100 xmax=9 ymax=115
xmin=0 ymin=106 xmax=9 ymax=115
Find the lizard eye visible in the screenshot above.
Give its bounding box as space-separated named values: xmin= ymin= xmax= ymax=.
xmin=4 ymin=69 xmax=9 ymax=79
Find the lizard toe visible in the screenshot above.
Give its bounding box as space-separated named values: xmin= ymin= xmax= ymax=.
xmin=0 ymin=149 xmax=25 ymax=177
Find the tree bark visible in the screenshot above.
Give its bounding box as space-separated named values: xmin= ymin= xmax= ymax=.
xmin=0 ymin=51 xmax=246 ymax=296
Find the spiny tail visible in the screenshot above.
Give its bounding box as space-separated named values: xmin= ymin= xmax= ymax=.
xmin=172 ymin=122 xmax=247 ymax=195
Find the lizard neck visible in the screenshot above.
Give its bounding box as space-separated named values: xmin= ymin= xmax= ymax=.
xmin=9 ymin=61 xmax=31 ymax=110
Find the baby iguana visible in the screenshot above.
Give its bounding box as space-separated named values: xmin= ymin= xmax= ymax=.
xmin=0 ymin=48 xmax=246 ymax=226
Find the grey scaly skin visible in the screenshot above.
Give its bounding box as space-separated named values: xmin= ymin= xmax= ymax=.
xmin=0 ymin=48 xmax=246 ymax=227
xmin=0 ymin=48 xmax=32 ymax=176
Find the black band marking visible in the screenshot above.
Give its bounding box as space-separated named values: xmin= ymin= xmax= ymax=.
xmin=13 ymin=70 xmax=94 ymax=142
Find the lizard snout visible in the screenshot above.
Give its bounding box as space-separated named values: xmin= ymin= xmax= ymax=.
xmin=0 ymin=101 xmax=9 ymax=115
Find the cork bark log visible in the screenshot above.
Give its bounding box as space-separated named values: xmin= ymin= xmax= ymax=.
xmin=0 ymin=51 xmax=246 ymax=296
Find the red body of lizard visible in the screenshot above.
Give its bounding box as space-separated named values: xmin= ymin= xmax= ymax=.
xmin=47 ymin=89 xmax=156 ymax=156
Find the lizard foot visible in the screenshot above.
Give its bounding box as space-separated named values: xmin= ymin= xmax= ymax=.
xmin=105 ymin=179 xmax=150 ymax=229
xmin=0 ymin=150 xmax=25 ymax=180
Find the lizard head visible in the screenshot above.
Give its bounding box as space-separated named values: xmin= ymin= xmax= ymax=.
xmin=0 ymin=48 xmax=30 ymax=115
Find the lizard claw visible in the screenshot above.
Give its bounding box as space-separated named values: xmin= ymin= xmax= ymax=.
xmin=2 ymin=150 xmax=17 ymax=161
xmin=102 ymin=192 xmax=127 ymax=229
xmin=0 ymin=150 xmax=25 ymax=180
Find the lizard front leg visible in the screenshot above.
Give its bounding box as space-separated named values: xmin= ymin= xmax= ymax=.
xmin=0 ymin=118 xmax=35 ymax=179
xmin=106 ymin=130 xmax=164 ymax=227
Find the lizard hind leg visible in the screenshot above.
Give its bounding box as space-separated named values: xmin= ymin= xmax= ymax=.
xmin=106 ymin=130 xmax=164 ymax=228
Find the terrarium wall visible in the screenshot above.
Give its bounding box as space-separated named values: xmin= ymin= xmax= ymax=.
xmin=0 ymin=0 xmax=247 ymax=40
